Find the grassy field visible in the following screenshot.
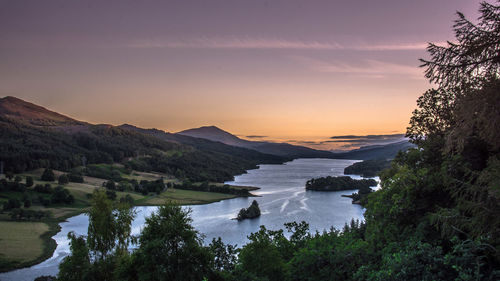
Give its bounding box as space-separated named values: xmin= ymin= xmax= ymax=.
xmin=0 ymin=221 xmax=58 ymax=272
xmin=0 ymin=221 xmax=48 ymax=262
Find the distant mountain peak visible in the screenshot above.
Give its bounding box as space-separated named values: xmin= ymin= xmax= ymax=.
xmin=181 ymin=125 xmax=227 ymax=133
xmin=0 ymin=96 xmax=84 ymax=126
xmin=177 ymin=125 xmax=245 ymax=146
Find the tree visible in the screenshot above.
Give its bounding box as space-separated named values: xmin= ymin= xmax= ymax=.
xmin=58 ymin=174 xmax=69 ymax=185
xmin=68 ymin=171 xmax=84 ymax=183
xmin=58 ymin=232 xmax=90 ymax=281
xmin=410 ymin=1 xmax=500 ymax=149
xmin=406 ymin=88 xmax=456 ymax=144
xmin=26 ymin=176 xmax=33 ymax=187
xmin=104 ymin=180 xmax=115 ymax=190
xmin=41 ymin=168 xmax=55 ymax=181
xmin=420 ymin=1 xmax=500 ymax=90
xmin=87 ymin=189 xmax=117 ymax=260
xmin=400 ymin=1 xmax=500 ymax=273
xmin=3 ymin=198 xmax=21 ymax=211
xmin=24 ymin=199 xmax=31 ymax=208
xmin=51 ymin=186 xmax=74 ymax=204
xmin=236 ymin=226 xmax=288 ymax=281
xmin=58 ymin=189 xmax=135 ymax=281
xmin=132 ymin=203 xmax=212 ymax=281
xmin=87 ymin=189 xmax=134 ymax=259
xmin=208 ymin=237 xmax=237 ymax=273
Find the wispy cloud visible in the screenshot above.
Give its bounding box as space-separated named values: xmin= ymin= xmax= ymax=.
xmin=292 ymin=56 xmax=423 ymax=78
xmin=245 ymin=135 xmax=268 ymax=139
xmin=326 ymin=134 xmax=406 ymax=145
xmin=352 ymin=42 xmax=430 ymax=51
xmin=128 ymin=37 xmax=342 ymax=50
xmin=330 ymin=134 xmax=405 ymax=140
xmin=127 ymin=37 xmax=433 ymax=51
xmin=285 ymin=133 xmax=407 ymax=151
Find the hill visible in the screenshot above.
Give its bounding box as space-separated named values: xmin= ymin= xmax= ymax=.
xmin=0 ymin=96 xmax=84 ymax=126
xmin=0 ymin=97 xmax=279 ymax=182
xmin=119 ymin=124 xmax=287 ymax=164
xmin=178 ymin=125 xmax=335 ymax=158
xmin=178 ymin=126 xmax=250 ymax=147
xmin=331 ymin=140 xmax=415 ymax=160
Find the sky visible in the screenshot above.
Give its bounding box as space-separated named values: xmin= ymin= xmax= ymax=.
xmin=0 ymin=0 xmax=482 ymax=150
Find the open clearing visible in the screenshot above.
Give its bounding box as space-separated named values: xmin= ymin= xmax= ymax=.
xmin=0 ymin=221 xmax=49 ymax=263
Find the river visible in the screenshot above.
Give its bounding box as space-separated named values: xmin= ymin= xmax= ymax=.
xmin=0 ymin=158 xmax=375 ymax=281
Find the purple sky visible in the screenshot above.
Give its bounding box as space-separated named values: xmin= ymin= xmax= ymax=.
xmin=0 ymin=0 xmax=481 ymax=149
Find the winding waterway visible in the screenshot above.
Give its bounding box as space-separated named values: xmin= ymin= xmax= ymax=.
xmin=0 ymin=158 xmax=376 ymax=281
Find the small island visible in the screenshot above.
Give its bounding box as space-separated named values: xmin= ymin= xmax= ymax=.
xmin=305 ymin=176 xmax=377 ymax=191
xmin=237 ymin=200 xmax=261 ymax=220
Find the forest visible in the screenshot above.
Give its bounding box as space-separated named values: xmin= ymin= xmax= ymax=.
xmin=33 ymin=2 xmax=500 ymax=280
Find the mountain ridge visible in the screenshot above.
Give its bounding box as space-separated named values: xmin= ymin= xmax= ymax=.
xmin=120 ymin=124 xmax=287 ymax=164
xmin=177 ymin=125 xmax=335 ymax=158
xmin=0 ymin=97 xmax=281 ymax=182
xmin=0 ymin=96 xmax=415 ymax=167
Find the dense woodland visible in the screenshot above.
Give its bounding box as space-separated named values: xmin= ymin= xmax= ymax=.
xmin=343 ymin=159 xmax=392 ymax=178
xmin=25 ymin=1 xmax=500 ymax=280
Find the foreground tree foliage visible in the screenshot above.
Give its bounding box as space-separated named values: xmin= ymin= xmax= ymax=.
xmin=56 ymin=2 xmax=500 ymax=280
xmin=364 ymin=1 xmax=500 ymax=279
xmin=58 ymin=190 xmax=136 ymax=281
xmin=129 ymin=204 xmax=212 ymax=281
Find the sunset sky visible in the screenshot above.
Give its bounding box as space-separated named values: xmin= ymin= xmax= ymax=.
xmin=0 ymin=0 xmax=480 ymax=150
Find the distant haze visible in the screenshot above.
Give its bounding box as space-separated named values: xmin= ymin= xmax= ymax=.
xmin=0 ymin=0 xmax=479 ymax=148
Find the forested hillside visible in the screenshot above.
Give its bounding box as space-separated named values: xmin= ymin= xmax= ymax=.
xmin=0 ymin=98 xmax=284 ymax=182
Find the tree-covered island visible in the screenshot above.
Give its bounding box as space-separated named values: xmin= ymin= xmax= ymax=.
xmin=236 ymin=200 xmax=261 ymax=220
xmin=305 ymin=176 xmax=377 ymax=191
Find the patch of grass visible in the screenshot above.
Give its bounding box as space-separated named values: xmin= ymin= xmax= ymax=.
xmin=122 ymin=170 xmax=176 ymax=182
xmin=139 ymin=188 xmax=236 ymax=205
xmin=0 ymin=221 xmax=58 ymax=273
xmin=0 ymin=221 xmax=48 ymax=262
xmin=228 ymin=185 xmax=260 ymax=191
xmin=162 ymin=149 xmax=183 ymax=157
xmin=209 ymin=183 xmax=260 ymax=192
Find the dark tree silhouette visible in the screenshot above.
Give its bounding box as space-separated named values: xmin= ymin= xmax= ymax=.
xmin=420 ymin=1 xmax=500 ymax=89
